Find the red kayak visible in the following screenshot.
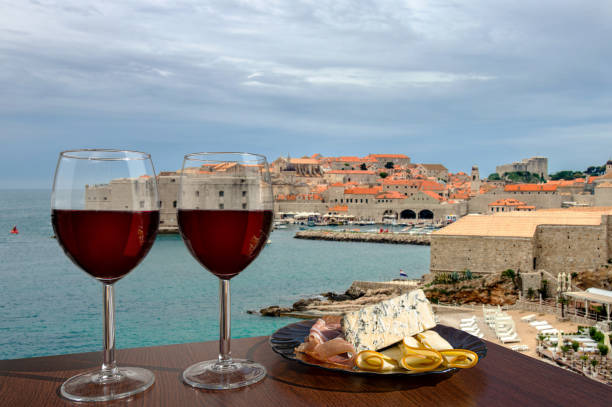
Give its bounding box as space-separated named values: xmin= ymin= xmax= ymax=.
xmin=10 ymin=226 xmax=18 ymax=234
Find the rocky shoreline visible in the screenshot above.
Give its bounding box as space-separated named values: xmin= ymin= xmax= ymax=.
xmin=294 ymin=230 xmax=431 ymax=245
xmin=250 ymin=273 xmax=520 ymax=318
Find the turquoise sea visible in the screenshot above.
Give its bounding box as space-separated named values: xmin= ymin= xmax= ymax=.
xmin=0 ymin=190 xmax=430 ymax=360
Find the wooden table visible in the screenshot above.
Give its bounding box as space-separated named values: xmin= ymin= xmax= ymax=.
xmin=1 ymin=337 xmax=610 ymax=406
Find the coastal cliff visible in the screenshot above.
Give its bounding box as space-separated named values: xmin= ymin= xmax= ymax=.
xmin=294 ymin=230 xmax=431 ymax=245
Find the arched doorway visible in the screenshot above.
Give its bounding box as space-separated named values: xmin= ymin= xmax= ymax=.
xmin=400 ymin=209 xmax=416 ymax=219
xmin=418 ymin=209 xmax=434 ymax=220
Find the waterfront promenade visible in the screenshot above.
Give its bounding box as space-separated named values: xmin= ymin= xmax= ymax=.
xmin=2 ymin=335 xmax=611 ymax=406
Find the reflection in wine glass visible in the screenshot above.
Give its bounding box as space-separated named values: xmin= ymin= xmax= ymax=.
xmin=178 ymin=152 xmax=273 ymax=389
xmin=51 ymin=149 xmax=159 ymax=402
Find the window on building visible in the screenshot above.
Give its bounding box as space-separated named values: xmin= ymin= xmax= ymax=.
xmin=219 ymin=203 xmax=224 ymax=209
xmin=365 ymin=199 xmax=368 ymax=203
xmin=242 ymin=191 xmax=247 ymax=197
xmin=242 ymin=203 xmax=247 ymax=209
xmin=219 ymin=190 xmax=224 ymax=197
xmin=196 ymin=190 xmax=200 ymax=197
xmin=173 ymin=200 xmax=177 ymax=208
xmin=159 ymin=201 xmax=162 ymax=208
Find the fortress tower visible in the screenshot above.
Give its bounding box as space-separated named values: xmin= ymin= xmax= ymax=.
xmin=606 ymin=159 xmax=612 ymax=175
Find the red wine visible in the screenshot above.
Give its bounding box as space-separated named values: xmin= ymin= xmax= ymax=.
xmin=178 ymin=209 xmax=273 ymax=279
xmin=52 ymin=210 xmax=159 ymax=282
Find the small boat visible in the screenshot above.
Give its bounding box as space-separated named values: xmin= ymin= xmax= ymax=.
xmin=266 ymin=239 xmax=272 ymax=245
xmin=10 ymin=226 xmax=18 ymax=235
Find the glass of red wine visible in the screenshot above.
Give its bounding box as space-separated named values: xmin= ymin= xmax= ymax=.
xmin=178 ymin=152 xmax=273 ymax=389
xmin=51 ymin=149 xmax=160 ymax=402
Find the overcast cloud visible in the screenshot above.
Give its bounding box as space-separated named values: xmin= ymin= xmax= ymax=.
xmin=1 ymin=0 xmax=611 ymax=187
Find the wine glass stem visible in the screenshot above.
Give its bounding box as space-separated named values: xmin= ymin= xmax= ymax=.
xmin=219 ymin=279 xmax=231 ymax=363
xmin=102 ymin=283 xmax=118 ymax=377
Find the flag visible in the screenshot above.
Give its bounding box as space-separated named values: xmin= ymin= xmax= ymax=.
xmin=399 ymin=270 xmax=407 ymax=277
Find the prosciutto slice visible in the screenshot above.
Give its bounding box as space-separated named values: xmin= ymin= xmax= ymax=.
xmin=295 ymin=318 xmax=356 ymax=368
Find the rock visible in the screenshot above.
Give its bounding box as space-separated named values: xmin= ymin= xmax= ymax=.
xmin=322 ymin=291 xmax=352 ymax=302
xmin=292 ymin=298 xmax=320 ymax=310
xmin=259 ymin=306 xmax=292 ymax=317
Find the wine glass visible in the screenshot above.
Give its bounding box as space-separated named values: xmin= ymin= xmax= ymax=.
xmin=51 ymin=149 xmax=160 ymax=402
xmin=178 ymin=152 xmax=274 ymax=389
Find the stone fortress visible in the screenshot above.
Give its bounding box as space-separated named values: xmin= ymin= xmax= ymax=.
xmin=496 ymin=156 xmax=549 ymax=180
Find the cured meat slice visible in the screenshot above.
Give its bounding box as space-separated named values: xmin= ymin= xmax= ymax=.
xmin=295 ymin=318 xmax=355 ymax=367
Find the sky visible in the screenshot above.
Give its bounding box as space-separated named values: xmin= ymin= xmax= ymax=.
xmin=1 ymin=0 xmax=611 ymax=188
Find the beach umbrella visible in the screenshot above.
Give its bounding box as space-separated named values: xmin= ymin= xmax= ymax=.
xmin=567 ymin=274 xmax=572 ymax=291
xmin=604 ymin=331 xmax=612 ymax=360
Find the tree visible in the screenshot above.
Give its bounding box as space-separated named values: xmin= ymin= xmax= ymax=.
xmin=488 ymin=173 xmax=501 ymax=181
xmin=585 ymin=165 xmax=605 ymax=176
xmin=379 ymin=172 xmax=388 ymax=179
xmin=549 ymin=170 xmax=584 ymax=180
xmin=384 ymin=162 xmax=394 ymax=169
xmin=597 ymin=344 xmax=609 ymax=363
xmin=504 ymin=171 xmax=541 ymax=183
xmin=561 ymin=345 xmax=570 ymax=359
xmin=580 ymin=354 xmax=588 ymax=370
xmin=359 ymin=163 xmax=367 ymax=170
xmin=571 ymin=341 xmax=580 ymax=353
xmin=527 ymin=287 xmax=535 ymax=299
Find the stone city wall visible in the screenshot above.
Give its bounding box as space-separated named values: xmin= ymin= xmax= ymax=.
xmin=594 ymin=186 xmax=612 ymax=207
xmin=430 ymin=235 xmax=535 ymax=274
xmin=534 ymin=224 xmax=608 ymax=275
xmin=467 ymin=191 xmax=564 ymax=214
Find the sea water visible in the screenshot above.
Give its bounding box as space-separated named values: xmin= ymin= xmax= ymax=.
xmin=0 ymin=189 xmax=430 ymax=360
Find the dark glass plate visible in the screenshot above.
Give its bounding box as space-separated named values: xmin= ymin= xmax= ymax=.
xmin=269 ymin=319 xmax=487 ymax=376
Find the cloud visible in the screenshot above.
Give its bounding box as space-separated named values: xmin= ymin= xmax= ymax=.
xmin=0 ymin=0 xmax=611 ymax=186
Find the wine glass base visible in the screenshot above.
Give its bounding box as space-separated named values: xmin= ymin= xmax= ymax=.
xmin=182 ymin=359 xmax=267 ymax=390
xmin=60 ymin=367 xmax=155 ymax=402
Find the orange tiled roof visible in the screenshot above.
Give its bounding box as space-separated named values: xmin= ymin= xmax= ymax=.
xmin=336 ymin=156 xmax=362 ymax=162
xmin=275 ymin=194 xmax=297 ymax=201
xmin=422 ymin=190 xmax=444 ymax=201
xmin=368 ymin=154 xmax=409 ymax=159
xmin=290 ymin=158 xmax=320 ymax=165
xmin=297 ymin=193 xmax=322 ymax=201
xmin=376 ymin=191 xmax=406 ymax=199
xmin=344 ymin=186 xmax=383 ymax=195
xmin=311 ymin=185 xmax=328 ymax=193
xmin=504 ymin=184 xmax=558 ymax=192
xmin=330 ymin=182 xmax=358 ymax=187
xmin=489 ymin=198 xmax=526 ymax=207
xmin=420 ymin=180 xmax=445 ymax=191
xmin=328 ymin=205 xmax=348 ymax=212
xmin=517 ymin=205 xmax=536 ymax=209
xmin=327 ymin=170 xmax=375 ymax=175
xmin=450 ymin=191 xmax=470 ymax=200
xmin=383 ymin=179 xmax=422 ymax=186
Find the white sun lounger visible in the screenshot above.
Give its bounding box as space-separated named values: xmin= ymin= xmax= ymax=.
xmin=511 ymin=344 xmax=529 ymax=351
xmin=530 ymin=320 xmax=548 ymax=326
xmin=535 ymin=324 xmax=554 ymax=331
xmin=520 ymin=314 xmax=536 ymax=322
xmin=461 ymin=316 xmax=477 ymax=324
xmin=501 ymin=333 xmax=521 ymax=343
xmin=541 ymin=329 xmax=558 ymax=335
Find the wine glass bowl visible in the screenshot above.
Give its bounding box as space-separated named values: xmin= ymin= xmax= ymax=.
xmin=51 ymin=149 xmax=159 ymax=401
xmin=178 ymin=152 xmax=273 ymax=389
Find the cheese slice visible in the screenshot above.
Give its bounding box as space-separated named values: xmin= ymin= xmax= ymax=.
xmin=342 ymin=289 xmax=436 ymax=352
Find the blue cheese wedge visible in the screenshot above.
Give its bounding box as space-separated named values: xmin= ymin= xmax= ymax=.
xmin=342 ymin=289 xmax=436 ymax=352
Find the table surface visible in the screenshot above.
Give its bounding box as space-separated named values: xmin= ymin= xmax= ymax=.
xmin=1 ymin=336 xmax=611 ymax=407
